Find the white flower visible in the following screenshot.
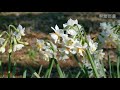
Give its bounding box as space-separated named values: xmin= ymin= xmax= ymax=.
xmin=13 ymin=44 xmax=24 ymax=52
xmin=59 ymin=35 xmax=77 ymax=55
xmin=100 ymin=22 xmax=112 ymax=30
xmin=50 ymin=25 xmax=64 ymax=43
xmin=94 ymin=49 xmax=105 ymax=60
xmin=66 ymin=29 xmax=77 ymax=36
xmin=13 ymin=24 xmax=25 ymax=40
xmin=62 ymin=34 xmax=76 ymax=48
xmin=13 ymin=32 xmax=21 ymax=40
xmin=36 ymin=39 xmax=45 ymax=51
xmin=75 ymin=41 xmax=87 ymax=56
xmin=0 ymin=47 xmax=5 ymax=53
xmin=50 ymin=33 xmax=58 ymax=43
xmin=63 ymin=18 xmax=78 ymax=28
xmin=0 ymin=38 xmax=5 ymax=45
xmin=87 ymin=35 xmax=98 ymax=54
xmin=17 ymin=24 xmax=25 ymax=36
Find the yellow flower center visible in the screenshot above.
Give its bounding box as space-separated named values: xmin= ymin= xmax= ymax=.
xmin=67 ymin=40 xmax=74 ymax=46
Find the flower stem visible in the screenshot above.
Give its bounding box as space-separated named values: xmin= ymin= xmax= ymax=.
xmin=73 ymin=54 xmax=86 ymax=75
xmin=117 ymin=56 xmax=120 ymax=78
xmin=86 ymin=49 xmax=99 ymax=78
xmin=108 ymin=52 xmax=112 ymax=78
xmin=54 ymin=59 xmax=64 ymax=78
xmin=45 ymin=58 xmax=54 ymax=78
xmin=8 ymin=53 xmax=11 ymax=78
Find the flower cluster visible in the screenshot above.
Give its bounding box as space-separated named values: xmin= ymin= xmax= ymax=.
xmin=0 ymin=24 xmax=28 ymax=53
xmin=36 ymin=19 xmax=88 ymax=61
xmin=98 ymin=21 xmax=120 ymax=48
xmin=36 ymin=18 xmax=106 ymax=77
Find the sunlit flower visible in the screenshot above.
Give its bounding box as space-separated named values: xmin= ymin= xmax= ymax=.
xmin=36 ymin=39 xmax=45 ymax=51
xmin=87 ymin=35 xmax=98 ymax=54
xmin=75 ymin=41 xmax=87 ymax=56
xmin=17 ymin=24 xmax=25 ymax=36
xmin=61 ymin=35 xmax=77 ymax=54
xmin=63 ymin=18 xmax=78 ymax=28
xmin=13 ymin=44 xmax=24 ymax=52
xmin=50 ymin=25 xmax=64 ymax=43
xmin=66 ymin=29 xmax=77 ymax=36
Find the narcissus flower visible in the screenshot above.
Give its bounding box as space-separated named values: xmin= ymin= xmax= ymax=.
xmin=75 ymin=41 xmax=87 ymax=56
xmin=63 ymin=18 xmax=78 ymax=28
xmin=87 ymin=35 xmax=98 ymax=54
xmin=0 ymin=24 xmax=28 ymax=53
xmin=36 ymin=39 xmax=45 ymax=51
xmin=50 ymin=25 xmax=64 ymax=43
xmin=17 ymin=24 xmax=25 ymax=36
xmin=13 ymin=44 xmax=24 ymax=52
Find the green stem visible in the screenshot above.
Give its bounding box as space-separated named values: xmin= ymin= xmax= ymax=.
xmin=86 ymin=49 xmax=99 ymax=78
xmin=9 ymin=25 xmax=19 ymax=33
xmin=108 ymin=53 xmax=112 ymax=78
xmin=8 ymin=53 xmax=11 ymax=78
xmin=73 ymin=54 xmax=86 ymax=75
xmin=117 ymin=56 xmax=120 ymax=78
xmin=45 ymin=58 xmax=54 ymax=78
xmin=0 ymin=60 xmax=3 ymax=77
xmin=54 ymin=59 xmax=64 ymax=78
xmin=100 ymin=60 xmax=106 ymax=78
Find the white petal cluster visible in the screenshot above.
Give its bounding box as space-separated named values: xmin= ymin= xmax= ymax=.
xmin=99 ymin=21 xmax=120 ymax=48
xmin=0 ymin=24 xmax=28 ymax=53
